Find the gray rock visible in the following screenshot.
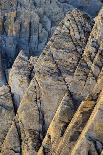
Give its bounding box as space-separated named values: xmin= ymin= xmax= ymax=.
xmin=0 ymin=85 xmax=15 ymax=152
xmin=9 ymin=50 xmax=32 ymax=108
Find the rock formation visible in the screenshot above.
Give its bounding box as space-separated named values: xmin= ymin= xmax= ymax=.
xmin=0 ymin=1 xmax=103 ymax=155
xmin=9 ymin=50 xmax=32 ymax=108
xmin=71 ymin=89 xmax=103 ymax=155
xmin=0 ymin=85 xmax=15 ymax=152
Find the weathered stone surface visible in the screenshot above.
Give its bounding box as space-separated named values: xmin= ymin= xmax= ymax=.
xmin=55 ymin=67 xmax=103 ymax=154
xmin=69 ymin=7 xmax=103 ymax=104
xmin=0 ymin=3 xmax=103 ymax=155
xmin=9 ymin=50 xmax=32 ymax=108
xmin=0 ymin=0 xmax=73 ymax=68
xmin=0 ymin=85 xmax=15 ymax=152
xmin=17 ymin=77 xmax=45 ymax=155
xmin=1 ymin=0 xmax=103 ymax=69
xmin=38 ymin=66 xmax=103 ymax=155
xmin=37 ymin=93 xmax=74 ymax=155
xmin=54 ymin=8 xmax=103 ymax=154
xmin=0 ymin=8 xmax=93 ymax=155
xmin=34 ymin=9 xmax=93 ymax=128
xmin=29 ymin=56 xmax=39 ymax=78
xmin=55 ymin=99 xmax=96 ymax=155
xmin=1 ymin=120 xmax=21 ymax=155
xmin=37 ymin=7 xmax=103 ymax=155
xmin=71 ymin=89 xmax=103 ymax=155
xmin=81 ymin=47 xmax=103 ymax=99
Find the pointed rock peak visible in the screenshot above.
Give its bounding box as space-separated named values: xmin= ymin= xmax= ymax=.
xmin=1 ymin=121 xmax=21 ymax=155
xmin=0 ymin=84 xmax=15 ymax=152
xmin=8 ymin=50 xmax=32 ymax=109
xmin=15 ymin=50 xmax=29 ymax=61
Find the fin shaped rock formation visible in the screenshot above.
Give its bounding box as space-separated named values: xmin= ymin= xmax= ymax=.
xmin=0 ymin=0 xmax=103 ymax=155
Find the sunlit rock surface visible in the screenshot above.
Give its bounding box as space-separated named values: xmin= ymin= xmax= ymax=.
xmin=0 ymin=8 xmax=93 ymax=155
xmin=9 ymin=50 xmax=32 ymax=108
xmin=0 ymin=1 xmax=103 ymax=155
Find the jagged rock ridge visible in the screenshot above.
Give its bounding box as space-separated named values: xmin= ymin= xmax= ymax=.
xmin=0 ymin=1 xmax=103 ymax=155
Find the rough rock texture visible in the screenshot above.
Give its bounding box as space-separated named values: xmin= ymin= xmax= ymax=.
xmin=0 ymin=8 xmax=94 ymax=155
xmin=55 ymin=7 xmax=103 ymax=155
xmin=55 ymin=68 xmax=103 ymax=155
xmin=34 ymin=9 xmax=93 ymax=128
xmin=37 ymin=93 xmax=74 ymax=155
xmin=0 ymin=85 xmax=15 ymax=152
xmin=1 ymin=119 xmax=21 ymax=155
xmin=71 ymin=89 xmax=103 ymax=155
xmin=68 ymin=7 xmax=103 ymax=104
xmin=0 ymin=0 xmax=73 ymax=68
xmin=9 ymin=50 xmax=32 ymax=108
xmin=0 ymin=0 xmax=103 ymax=69
xmin=0 ymin=2 xmax=103 ymax=155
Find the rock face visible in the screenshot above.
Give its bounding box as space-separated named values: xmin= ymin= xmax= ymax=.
xmin=0 ymin=85 xmax=15 ymax=152
xmin=71 ymin=90 xmax=103 ymax=155
xmin=9 ymin=50 xmax=32 ymax=108
xmin=0 ymin=1 xmax=103 ymax=155
xmin=0 ymin=0 xmax=103 ymax=68
xmin=0 ymin=0 xmax=73 ymax=68
xmin=37 ymin=6 xmax=103 ymax=153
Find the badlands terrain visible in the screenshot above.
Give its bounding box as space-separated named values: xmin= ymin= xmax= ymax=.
xmin=0 ymin=0 xmax=103 ymax=155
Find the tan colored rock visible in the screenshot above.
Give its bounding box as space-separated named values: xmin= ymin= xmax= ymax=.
xmin=7 ymin=12 xmax=16 ymax=36
xmin=0 ymin=85 xmax=15 ymax=152
xmin=55 ymin=99 xmax=95 ymax=155
xmin=29 ymin=56 xmax=39 ymax=78
xmin=9 ymin=50 xmax=32 ymax=108
xmin=16 ymin=77 xmax=45 ymax=155
xmin=71 ymin=90 xmax=103 ymax=155
xmin=81 ymin=41 xmax=103 ymax=98
xmin=55 ymin=66 xmax=103 ymax=155
xmin=69 ymin=7 xmax=103 ymax=103
xmin=1 ymin=9 xmax=93 ymax=155
xmin=35 ymin=9 xmax=93 ymax=128
xmin=92 ymin=67 xmax=103 ymax=97
xmin=37 ymin=93 xmax=74 ymax=155
xmin=1 ymin=0 xmax=73 ymax=62
xmin=1 ymin=120 xmax=21 ymax=155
